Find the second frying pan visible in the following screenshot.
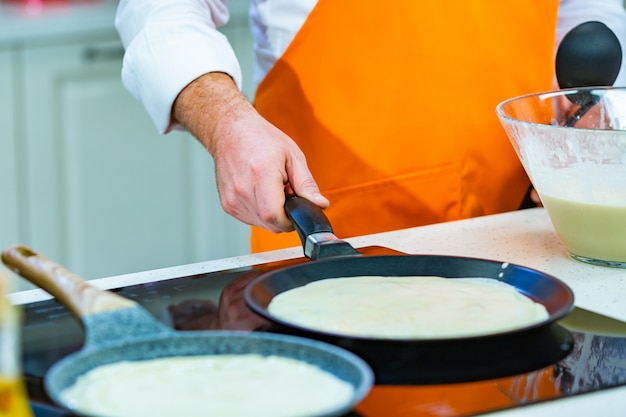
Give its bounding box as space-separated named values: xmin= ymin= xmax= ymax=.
xmin=2 ymin=245 xmax=373 ymax=417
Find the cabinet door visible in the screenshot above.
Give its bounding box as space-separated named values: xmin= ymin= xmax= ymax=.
xmin=19 ymin=38 xmax=248 ymax=282
xmin=0 ymin=48 xmax=21 ymax=287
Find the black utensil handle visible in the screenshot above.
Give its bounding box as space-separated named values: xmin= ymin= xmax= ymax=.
xmin=555 ymin=21 xmax=622 ymax=127
xmin=284 ymin=195 xmax=360 ymax=260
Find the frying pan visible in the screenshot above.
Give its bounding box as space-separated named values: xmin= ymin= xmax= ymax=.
xmin=2 ymin=245 xmax=373 ymax=417
xmin=245 ymin=196 xmax=576 ymax=384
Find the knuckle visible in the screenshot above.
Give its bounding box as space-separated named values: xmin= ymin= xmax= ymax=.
xmin=219 ymin=192 xmax=241 ymax=217
xmin=258 ymin=207 xmax=278 ymax=226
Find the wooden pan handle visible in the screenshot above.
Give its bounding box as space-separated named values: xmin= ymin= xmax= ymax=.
xmin=1 ymin=245 xmax=136 ymax=317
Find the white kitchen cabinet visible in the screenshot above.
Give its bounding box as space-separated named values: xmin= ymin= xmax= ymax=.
xmin=18 ymin=37 xmax=249 ymax=287
xmin=0 ymin=48 xmax=20 ymax=288
xmin=1 ymin=4 xmax=254 ymax=291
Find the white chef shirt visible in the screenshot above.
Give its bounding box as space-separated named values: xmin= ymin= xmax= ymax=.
xmin=115 ymin=0 xmax=626 ymax=134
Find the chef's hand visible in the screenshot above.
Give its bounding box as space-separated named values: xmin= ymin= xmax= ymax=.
xmin=530 ymin=188 xmax=543 ymax=207
xmin=173 ymin=72 xmax=329 ymax=233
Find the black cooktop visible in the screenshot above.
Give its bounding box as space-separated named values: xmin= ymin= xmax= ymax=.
xmin=19 ymin=247 xmax=626 ymax=417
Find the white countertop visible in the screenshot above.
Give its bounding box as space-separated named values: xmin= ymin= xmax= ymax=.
xmin=12 ymin=207 xmax=625 ymax=322
xmin=10 ymin=207 xmax=626 ymax=416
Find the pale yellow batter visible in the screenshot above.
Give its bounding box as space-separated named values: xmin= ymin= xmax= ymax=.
xmin=268 ymin=276 xmax=549 ymax=338
xmin=540 ymin=192 xmax=626 ymax=263
xmin=60 ymin=354 xmax=354 ymax=417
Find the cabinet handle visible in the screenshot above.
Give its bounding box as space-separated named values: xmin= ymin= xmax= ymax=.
xmin=82 ymin=46 xmax=125 ymax=62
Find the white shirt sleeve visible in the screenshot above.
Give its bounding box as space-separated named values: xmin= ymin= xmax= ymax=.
xmin=556 ymin=0 xmax=626 ymax=87
xmin=115 ymin=0 xmax=242 ymax=133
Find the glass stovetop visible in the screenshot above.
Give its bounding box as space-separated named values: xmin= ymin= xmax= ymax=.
xmin=19 ymin=247 xmax=626 ymax=417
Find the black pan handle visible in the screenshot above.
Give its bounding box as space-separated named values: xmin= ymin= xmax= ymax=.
xmin=284 ymin=195 xmax=360 ymax=260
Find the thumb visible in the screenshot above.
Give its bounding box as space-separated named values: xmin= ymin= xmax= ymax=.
xmin=300 ymin=190 xmax=330 ymax=208
xmin=287 ymin=170 xmax=329 ymax=209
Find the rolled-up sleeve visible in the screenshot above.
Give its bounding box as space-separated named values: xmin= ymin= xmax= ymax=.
xmin=115 ymin=0 xmax=243 ymax=133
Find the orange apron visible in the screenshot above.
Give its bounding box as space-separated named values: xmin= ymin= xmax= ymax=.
xmin=252 ymin=1 xmax=559 ymax=253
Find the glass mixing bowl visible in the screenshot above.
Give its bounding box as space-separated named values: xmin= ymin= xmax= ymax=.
xmin=497 ymin=87 xmax=626 ymax=267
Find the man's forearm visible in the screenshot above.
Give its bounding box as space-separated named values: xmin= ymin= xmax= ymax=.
xmin=172 ymin=72 xmax=255 ymax=155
